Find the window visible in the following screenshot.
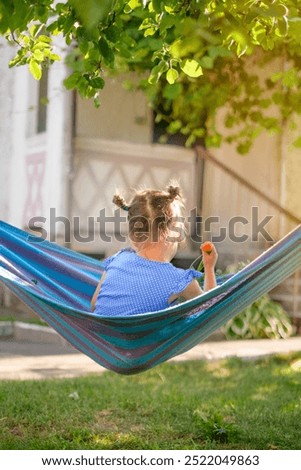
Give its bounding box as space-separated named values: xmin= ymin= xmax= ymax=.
xmin=37 ymin=70 xmax=48 ymax=134
xmin=27 ymin=68 xmax=49 ymax=136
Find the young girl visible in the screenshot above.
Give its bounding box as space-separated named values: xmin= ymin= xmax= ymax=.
xmin=91 ymin=185 xmax=218 ymax=316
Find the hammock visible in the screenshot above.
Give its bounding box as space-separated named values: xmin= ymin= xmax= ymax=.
xmin=0 ymin=220 xmax=300 ymax=375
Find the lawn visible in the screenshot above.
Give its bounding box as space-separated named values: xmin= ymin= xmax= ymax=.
xmin=0 ymin=354 xmax=301 ymax=450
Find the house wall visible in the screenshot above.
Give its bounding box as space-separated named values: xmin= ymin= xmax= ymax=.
xmin=70 ymin=137 xmax=197 ymax=257
xmin=281 ymin=117 xmax=301 ymax=220
xmin=2 ymin=38 xmax=73 ymax=243
xmin=199 ymin=58 xmax=300 ymax=263
xmin=74 ymin=62 xmax=301 ymax=265
xmin=76 ymin=74 xmax=152 ymax=144
xmin=6 ymin=65 xmax=29 ymax=228
xmin=202 ymin=129 xmax=282 ymax=229
xmin=0 ymin=39 xmax=14 ymax=221
xmin=2 ymin=41 xmax=299 ymax=260
xmin=73 ymin=75 xmax=198 ymax=258
xmin=0 ymin=40 xmax=15 ymax=307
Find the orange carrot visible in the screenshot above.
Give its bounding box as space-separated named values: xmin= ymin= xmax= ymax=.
xmin=202 ymin=242 xmax=213 ymax=255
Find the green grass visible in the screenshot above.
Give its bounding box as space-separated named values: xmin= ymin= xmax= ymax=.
xmin=0 ymin=315 xmax=48 ymax=326
xmin=1 ymin=354 xmax=301 ymax=450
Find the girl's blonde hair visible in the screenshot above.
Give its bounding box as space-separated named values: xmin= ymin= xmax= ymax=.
xmin=113 ymin=184 xmax=185 ymax=244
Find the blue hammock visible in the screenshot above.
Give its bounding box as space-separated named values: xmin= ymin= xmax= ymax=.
xmin=0 ymin=220 xmax=300 ymax=374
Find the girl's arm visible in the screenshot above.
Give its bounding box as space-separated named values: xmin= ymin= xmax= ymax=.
xmin=203 ymin=266 xmax=217 ymax=291
xmin=168 ymin=242 xmax=218 ymax=303
xmin=91 ymin=272 xmax=106 ymax=311
xmin=168 ymin=279 xmax=203 ymax=304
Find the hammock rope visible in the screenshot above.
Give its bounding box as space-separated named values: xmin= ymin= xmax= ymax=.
xmin=0 ymin=220 xmax=300 ymax=374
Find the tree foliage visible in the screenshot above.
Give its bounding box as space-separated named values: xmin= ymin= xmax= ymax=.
xmin=1 ymin=0 xmax=301 ymax=152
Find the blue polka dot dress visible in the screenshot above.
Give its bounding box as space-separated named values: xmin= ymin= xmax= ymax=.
xmin=95 ymin=248 xmax=202 ymax=316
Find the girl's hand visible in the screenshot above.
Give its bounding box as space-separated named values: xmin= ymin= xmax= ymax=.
xmin=200 ymin=242 xmax=218 ymax=269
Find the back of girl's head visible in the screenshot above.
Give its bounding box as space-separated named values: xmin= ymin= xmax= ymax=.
xmin=113 ymin=184 xmax=185 ymax=245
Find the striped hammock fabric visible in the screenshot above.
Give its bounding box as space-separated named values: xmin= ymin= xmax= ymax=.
xmin=0 ymin=221 xmax=300 ymax=375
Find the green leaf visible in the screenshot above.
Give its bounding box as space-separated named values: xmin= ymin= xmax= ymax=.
xmin=236 ymin=141 xmax=252 ymax=154
xmin=47 ymin=21 xmax=59 ymax=34
xmin=208 ymin=46 xmax=232 ymax=59
xmin=37 ymin=35 xmax=51 ymax=44
xmin=193 ymin=128 xmax=205 ymax=138
xmin=49 ymin=53 xmax=61 ymax=62
xmin=181 ymin=59 xmax=203 ymax=78
xmin=199 ymin=55 xmax=214 ymax=69
xmin=69 ymin=0 xmax=114 ymax=30
xmin=29 ymin=24 xmax=39 ymax=37
xmin=167 ymin=119 xmax=182 ymax=134
xmin=159 ymin=14 xmax=176 ymax=34
xmin=98 ymin=38 xmax=114 ymax=65
xmin=90 ymin=77 xmax=105 ymax=89
xmin=33 ymin=50 xmax=44 ymax=61
xmin=227 ymin=29 xmax=249 ymax=56
xmin=162 ymin=83 xmax=183 ymax=99
xmin=258 ymin=3 xmax=288 ymax=18
xmin=104 ymin=26 xmax=119 ymax=43
xmin=205 ymin=133 xmax=222 ymax=149
xmin=29 ymin=59 xmax=42 ymax=80
xmin=251 ymin=23 xmax=266 ymax=43
xmin=9 ymin=54 xmax=22 ymax=68
xmin=148 ymin=61 xmax=168 ymax=84
xmin=152 ymin=0 xmax=162 ymax=13
xmin=124 ymin=0 xmax=140 ymax=13
xmin=61 ymin=15 xmax=75 ymax=35
xmin=63 ymin=72 xmax=82 ymax=90
xmin=282 ymin=69 xmax=299 ymax=88
xmin=33 ymin=41 xmax=50 ymax=51
xmin=138 ymin=18 xmax=156 ymax=31
xmin=293 ymin=136 xmax=301 ymax=148
xmin=166 ymin=68 xmax=178 ymax=84
xmin=185 ymin=134 xmax=196 ymax=147
xmin=144 ymin=27 xmax=156 ymax=37
xmin=275 ymin=17 xmax=288 ymax=37
xmin=271 ymin=71 xmax=283 ymax=83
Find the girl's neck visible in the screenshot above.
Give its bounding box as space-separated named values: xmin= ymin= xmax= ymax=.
xmin=135 ymin=240 xmax=176 ymax=263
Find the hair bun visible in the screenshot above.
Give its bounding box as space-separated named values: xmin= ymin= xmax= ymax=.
xmin=167 ymin=185 xmax=181 ymax=200
xmin=112 ymin=194 xmax=129 ymax=211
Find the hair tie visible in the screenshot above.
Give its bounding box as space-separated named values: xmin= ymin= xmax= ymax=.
xmin=167 ymin=185 xmax=181 ymax=200
xmin=112 ymin=194 xmax=130 ymax=212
